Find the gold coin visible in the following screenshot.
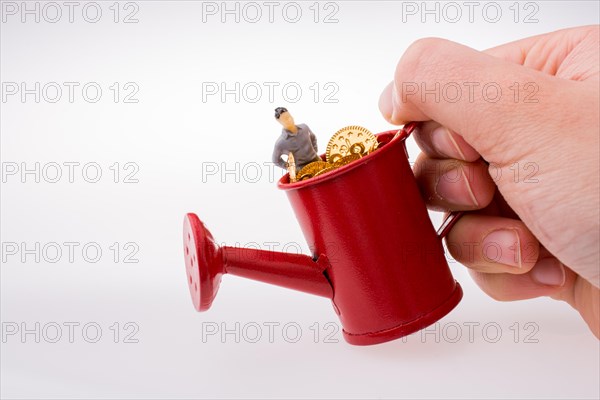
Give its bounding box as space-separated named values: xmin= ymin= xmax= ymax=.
xmin=297 ymin=161 xmax=331 ymax=180
xmin=313 ymin=166 xmax=337 ymax=178
xmin=287 ymin=152 xmax=297 ymax=183
xmin=328 ymin=153 xmax=343 ymax=163
xmin=332 ymin=153 xmax=362 ymax=167
xmin=326 ymin=126 xmax=377 ymax=163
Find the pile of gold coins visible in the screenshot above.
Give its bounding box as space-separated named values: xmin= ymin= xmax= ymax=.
xmin=288 ymin=125 xmax=379 ymax=183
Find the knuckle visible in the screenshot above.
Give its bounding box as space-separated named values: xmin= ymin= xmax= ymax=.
xmin=406 ymin=37 xmax=447 ymax=59
xmin=395 ymin=37 xmax=449 ymax=82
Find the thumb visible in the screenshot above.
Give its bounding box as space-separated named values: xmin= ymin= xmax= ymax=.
xmin=379 ymin=38 xmax=576 ymax=161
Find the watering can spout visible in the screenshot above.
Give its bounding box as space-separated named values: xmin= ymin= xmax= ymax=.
xmin=183 ymin=213 xmax=333 ymax=312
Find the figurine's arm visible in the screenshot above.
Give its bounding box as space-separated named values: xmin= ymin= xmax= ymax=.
xmin=272 ymin=142 xmax=287 ymax=169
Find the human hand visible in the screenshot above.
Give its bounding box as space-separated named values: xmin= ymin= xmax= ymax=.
xmin=379 ymin=26 xmax=599 ymax=337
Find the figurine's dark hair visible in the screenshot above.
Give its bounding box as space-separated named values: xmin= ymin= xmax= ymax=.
xmin=274 ymin=107 xmax=288 ymax=119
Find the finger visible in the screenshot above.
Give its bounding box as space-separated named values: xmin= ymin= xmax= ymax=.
xmin=379 ymin=25 xmax=599 ymax=139
xmin=413 ymin=121 xmax=480 ymax=162
xmin=483 ymin=25 xmax=599 ymax=77
xmin=379 ymin=37 xmax=572 ymax=159
xmin=446 ymin=214 xmax=540 ymax=273
xmin=478 ymin=189 xmax=520 ymax=220
xmin=468 ymin=245 xmax=599 ymax=339
xmin=414 ymin=154 xmax=495 ymax=211
xmin=378 ymin=26 xmax=595 ymax=123
xmin=554 ymin=278 xmax=600 ymax=338
xmin=468 ymin=255 xmax=576 ymax=302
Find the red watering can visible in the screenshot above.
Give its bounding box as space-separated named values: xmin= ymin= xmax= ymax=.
xmin=183 ymin=122 xmax=463 ymax=345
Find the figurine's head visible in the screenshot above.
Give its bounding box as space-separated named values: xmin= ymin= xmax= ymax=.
xmin=275 ymin=107 xmax=295 ymax=131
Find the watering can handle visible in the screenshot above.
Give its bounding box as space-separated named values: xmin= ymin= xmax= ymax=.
xmin=437 ymin=211 xmax=464 ymax=239
xmin=401 ymin=122 xmax=465 ymax=240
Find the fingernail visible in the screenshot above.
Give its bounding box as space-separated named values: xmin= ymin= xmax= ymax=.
xmin=435 ymin=165 xmax=479 ymax=207
xmin=482 ymin=229 xmax=521 ymax=268
xmin=431 ymin=126 xmax=466 ymax=159
xmin=531 ymin=258 xmax=566 ymax=287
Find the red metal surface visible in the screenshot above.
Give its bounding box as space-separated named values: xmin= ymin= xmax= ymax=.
xmin=183 ymin=214 xmax=223 ymax=311
xmin=184 ymin=213 xmax=333 ymax=312
xmin=223 ymin=247 xmax=333 ymax=298
xmin=184 ymin=124 xmax=463 ymax=345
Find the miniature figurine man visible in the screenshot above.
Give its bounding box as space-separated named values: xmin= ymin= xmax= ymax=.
xmin=272 ymin=107 xmax=321 ymax=172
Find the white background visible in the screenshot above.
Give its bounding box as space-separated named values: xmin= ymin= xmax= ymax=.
xmin=1 ymin=1 xmax=599 ymax=399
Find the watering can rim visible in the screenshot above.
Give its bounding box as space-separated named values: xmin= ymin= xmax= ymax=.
xmin=277 ymin=127 xmax=410 ymax=191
